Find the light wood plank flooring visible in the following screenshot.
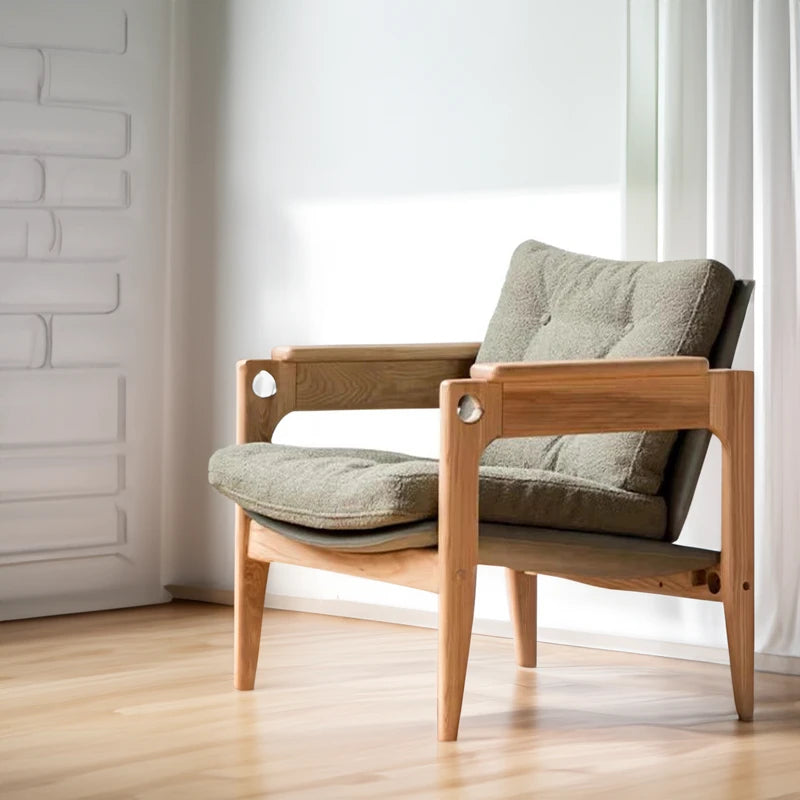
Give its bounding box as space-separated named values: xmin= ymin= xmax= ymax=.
xmin=2 ymin=601 xmax=800 ymax=799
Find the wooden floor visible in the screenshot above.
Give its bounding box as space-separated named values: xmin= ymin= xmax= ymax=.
xmin=2 ymin=603 xmax=800 ymax=800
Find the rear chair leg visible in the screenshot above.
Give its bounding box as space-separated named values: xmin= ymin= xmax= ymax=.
xmin=506 ymin=570 xmax=537 ymax=667
xmin=234 ymin=506 xmax=269 ymax=690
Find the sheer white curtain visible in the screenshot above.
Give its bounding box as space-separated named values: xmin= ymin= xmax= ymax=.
xmin=658 ymin=0 xmax=800 ymax=661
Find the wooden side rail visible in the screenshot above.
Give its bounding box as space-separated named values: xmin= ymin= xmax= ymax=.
xmin=470 ymin=357 xmax=711 ymax=436
xmin=237 ymin=345 xmax=480 ymax=442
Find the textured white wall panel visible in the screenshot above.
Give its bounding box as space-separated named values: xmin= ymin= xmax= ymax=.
xmin=0 ymin=454 xmax=120 ymax=501
xmin=0 ymin=47 xmax=42 ymax=102
xmin=0 ymin=102 xmax=128 ymax=157
xmin=0 ymin=315 xmax=47 ymax=367
xmin=0 ymin=0 xmax=127 ymax=53
xmin=51 ymin=315 xmax=123 ymax=366
xmin=0 ymin=371 xmax=121 ymax=446
xmin=44 ymin=52 xmax=127 ymax=107
xmin=0 ymin=265 xmax=118 ymax=312
xmin=44 ymin=160 xmax=129 ymax=207
xmin=0 ymin=156 xmax=44 ymax=202
xmin=0 ymin=499 xmax=122 ymax=555
xmin=0 ymin=0 xmax=169 ymax=619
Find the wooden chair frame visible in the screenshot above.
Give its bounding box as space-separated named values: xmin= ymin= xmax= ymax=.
xmin=232 ymin=343 xmax=753 ymax=741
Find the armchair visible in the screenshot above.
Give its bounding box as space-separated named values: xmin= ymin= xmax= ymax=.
xmin=210 ymin=241 xmax=754 ymax=741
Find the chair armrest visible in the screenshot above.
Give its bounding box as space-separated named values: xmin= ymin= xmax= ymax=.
xmin=470 ymin=356 xmax=708 ymax=382
xmin=462 ymin=357 xmax=713 ymax=437
xmin=272 ymin=342 xmax=481 ymax=362
xmin=236 ymin=343 xmax=481 ymax=443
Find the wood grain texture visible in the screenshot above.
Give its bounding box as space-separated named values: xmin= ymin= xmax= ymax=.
xmin=710 ymin=370 xmax=755 ymax=721
xmin=233 ymin=507 xmax=269 ymax=690
xmin=500 ymin=374 xmax=710 ymax=437
xmin=506 ymin=570 xmax=537 ymax=667
xmin=237 ymin=358 xmax=296 ymax=444
xmin=477 ymin=526 xmax=720 ymax=579
xmin=437 ymin=379 xmax=502 ymax=741
xmin=3 ymin=603 xmax=800 ymax=800
xmin=228 ymin=353 xmax=755 ymax=740
xmin=295 ymin=359 xmax=474 ymax=410
xmin=248 ymin=523 xmax=439 ymax=593
xmin=560 ymin=567 xmax=722 ymax=601
xmin=273 ymin=342 xmax=481 ymax=362
xmin=471 ymin=356 xmax=709 ymax=381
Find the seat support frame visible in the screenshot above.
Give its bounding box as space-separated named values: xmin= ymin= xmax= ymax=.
xmin=231 ymin=348 xmax=753 ymax=741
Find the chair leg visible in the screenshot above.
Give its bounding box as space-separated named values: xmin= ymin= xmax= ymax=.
xmin=506 ymin=569 xmax=537 ymax=667
xmin=712 ymin=370 xmax=754 ymax=721
xmin=234 ymin=506 xmax=269 ymax=690
xmin=724 ymin=584 xmax=754 ymax=720
xmin=437 ymin=379 xmax=500 ymax=742
xmin=438 ymin=561 xmax=477 ymax=742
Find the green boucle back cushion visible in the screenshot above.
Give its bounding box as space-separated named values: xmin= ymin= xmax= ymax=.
xmin=209 ymin=443 xmax=667 ymax=537
xmin=477 ymin=240 xmax=735 ymax=494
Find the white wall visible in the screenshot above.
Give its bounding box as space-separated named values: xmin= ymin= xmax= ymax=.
xmin=0 ymin=0 xmax=171 ymax=619
xmin=165 ymin=0 xmax=657 ymax=624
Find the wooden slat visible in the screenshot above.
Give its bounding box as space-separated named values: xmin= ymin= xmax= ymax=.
xmin=556 ymin=569 xmax=722 ymax=601
xmin=295 ymin=359 xmax=473 ymax=410
xmin=477 ymin=526 xmax=720 ymax=579
xmin=500 ymin=374 xmax=710 ymax=437
xmin=273 ymin=342 xmax=481 ymax=362
xmin=248 ymin=523 xmax=439 ymax=593
xmin=470 ymin=356 xmax=708 ymax=382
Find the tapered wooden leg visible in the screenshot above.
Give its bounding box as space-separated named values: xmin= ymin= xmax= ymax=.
xmin=437 ymin=380 xmax=502 ymax=741
xmin=234 ymin=506 xmax=269 ymax=690
xmin=724 ymin=584 xmax=754 ymax=720
xmin=438 ymin=558 xmax=477 ymax=741
xmin=711 ymin=371 xmax=754 ymax=721
xmin=506 ymin=570 xmax=537 ymax=667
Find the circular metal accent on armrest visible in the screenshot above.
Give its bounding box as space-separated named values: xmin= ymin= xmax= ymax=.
xmin=252 ymin=370 xmax=277 ymax=398
xmin=457 ymin=394 xmax=483 ymax=424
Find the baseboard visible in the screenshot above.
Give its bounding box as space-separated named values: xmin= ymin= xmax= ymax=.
xmin=1 ymin=586 xmax=170 ymax=622
xmin=164 ymin=584 xmax=800 ymax=676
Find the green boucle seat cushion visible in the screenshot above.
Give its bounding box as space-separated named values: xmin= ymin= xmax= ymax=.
xmin=209 ymin=443 xmax=667 ymax=538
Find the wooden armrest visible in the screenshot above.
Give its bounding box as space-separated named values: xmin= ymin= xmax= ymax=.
xmin=272 ymin=342 xmax=481 ymax=362
xmin=236 ymin=345 xmax=481 ymax=443
xmin=470 ymin=356 xmax=708 ymax=382
xmin=446 ymin=358 xmax=720 ymax=439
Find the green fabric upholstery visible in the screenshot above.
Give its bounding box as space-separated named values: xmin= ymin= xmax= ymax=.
xmin=477 ymin=240 xmax=734 ymax=494
xmin=208 ymin=240 xmax=737 ymax=542
xmin=210 ymin=443 xmax=667 ymax=537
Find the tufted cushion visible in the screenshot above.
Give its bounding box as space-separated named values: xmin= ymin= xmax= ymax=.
xmin=477 ymin=240 xmax=735 ymax=494
xmin=209 ymin=443 xmax=667 ymax=537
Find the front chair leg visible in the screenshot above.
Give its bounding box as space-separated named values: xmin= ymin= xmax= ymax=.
xmin=438 ymin=560 xmax=478 ymax=741
xmin=506 ymin=570 xmax=537 ymax=667
xmin=723 ymin=584 xmax=754 ymax=720
xmin=234 ymin=506 xmax=269 ymax=690
xmin=712 ymin=370 xmax=754 ymax=720
xmin=437 ymin=379 xmax=502 ymax=741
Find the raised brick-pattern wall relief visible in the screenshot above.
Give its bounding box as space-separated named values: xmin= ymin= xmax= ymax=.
xmin=0 ymin=1 xmax=132 ymax=568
